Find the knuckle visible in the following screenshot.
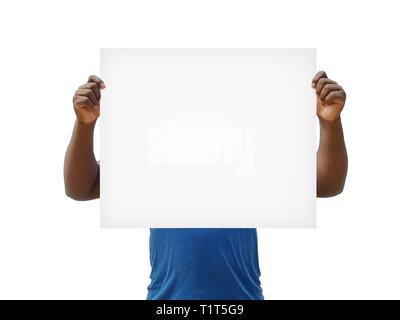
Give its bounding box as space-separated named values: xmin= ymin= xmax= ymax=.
xmin=323 ymin=78 xmax=332 ymax=84
xmin=318 ymin=78 xmax=328 ymax=85
xmin=316 ymin=80 xmax=327 ymax=91
xmin=74 ymin=97 xmax=85 ymax=106
xmin=315 ymin=72 xmax=326 ymax=81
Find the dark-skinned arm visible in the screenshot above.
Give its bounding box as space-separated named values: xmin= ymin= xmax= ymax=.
xmin=312 ymin=71 xmax=348 ymax=197
xmin=64 ymin=72 xmax=347 ymax=200
xmin=64 ymin=75 xmax=105 ymax=200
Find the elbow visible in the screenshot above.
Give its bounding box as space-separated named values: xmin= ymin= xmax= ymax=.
xmin=317 ymin=187 xmax=344 ymax=198
xmin=65 ymin=189 xmax=88 ymax=201
xmin=64 ymin=171 xmax=99 ymax=201
xmin=317 ymin=182 xmax=345 ymax=198
xmin=64 ymin=184 xmax=94 ymax=201
xmin=317 ymin=166 xmax=347 ymax=198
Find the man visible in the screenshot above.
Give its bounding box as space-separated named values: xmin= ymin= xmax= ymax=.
xmin=64 ymin=71 xmax=347 ymax=299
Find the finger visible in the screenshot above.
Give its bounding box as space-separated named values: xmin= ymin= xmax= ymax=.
xmin=73 ymin=95 xmax=95 ymax=108
xmin=88 ymin=75 xmax=106 ymax=89
xmin=312 ymin=71 xmax=327 ymax=88
xmin=80 ymin=82 xmax=101 ymax=100
xmin=320 ymin=84 xmax=343 ymax=101
xmin=75 ymin=88 xmax=97 ymax=106
xmin=316 ymin=78 xmax=337 ymax=94
xmin=324 ymin=90 xmax=346 ymax=104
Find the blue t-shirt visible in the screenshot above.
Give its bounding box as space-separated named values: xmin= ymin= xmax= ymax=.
xmin=146 ymin=228 xmax=264 ymax=300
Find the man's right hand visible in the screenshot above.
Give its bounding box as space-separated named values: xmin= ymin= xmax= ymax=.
xmin=73 ymin=75 xmax=105 ymax=124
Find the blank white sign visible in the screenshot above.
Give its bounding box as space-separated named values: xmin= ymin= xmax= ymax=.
xmin=100 ymin=48 xmax=316 ymax=228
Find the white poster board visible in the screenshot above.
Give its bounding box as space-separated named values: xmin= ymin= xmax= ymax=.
xmin=100 ymin=48 xmax=316 ymax=228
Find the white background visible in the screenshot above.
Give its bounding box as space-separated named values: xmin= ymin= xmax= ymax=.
xmin=0 ymin=0 xmax=399 ymax=299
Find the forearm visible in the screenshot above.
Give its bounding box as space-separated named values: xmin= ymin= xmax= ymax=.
xmin=64 ymin=120 xmax=99 ymax=200
xmin=317 ymin=117 xmax=348 ymax=197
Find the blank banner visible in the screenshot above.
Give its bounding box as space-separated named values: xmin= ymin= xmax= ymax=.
xmin=100 ymin=48 xmax=316 ymax=228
